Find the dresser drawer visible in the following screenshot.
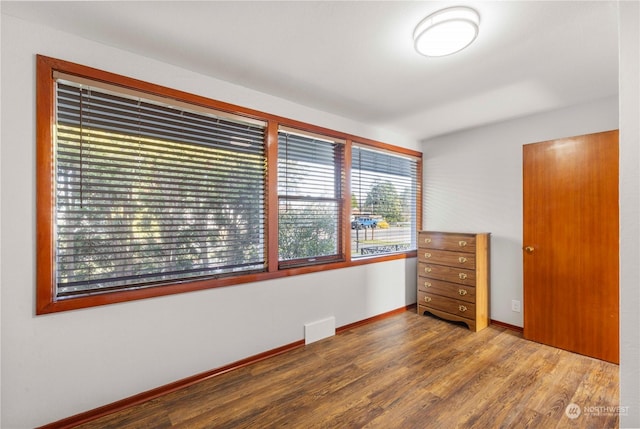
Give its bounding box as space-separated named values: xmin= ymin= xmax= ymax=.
xmin=418 ymin=277 xmax=476 ymax=303
xmin=418 ymin=248 xmax=476 ymax=269
xmin=418 ymin=291 xmax=476 ymax=319
xmin=418 ymin=232 xmax=476 ymax=253
xmin=418 ymin=262 xmax=476 ymax=285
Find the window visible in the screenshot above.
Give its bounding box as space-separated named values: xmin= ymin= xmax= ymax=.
xmin=278 ymin=128 xmax=344 ymax=267
xmin=36 ymin=55 xmax=421 ymax=314
xmin=351 ymin=145 xmax=419 ymax=257
xmin=53 ymin=78 xmax=267 ymax=298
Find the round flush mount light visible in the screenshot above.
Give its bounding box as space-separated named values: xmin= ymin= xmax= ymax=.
xmin=413 ymin=6 xmax=480 ymax=57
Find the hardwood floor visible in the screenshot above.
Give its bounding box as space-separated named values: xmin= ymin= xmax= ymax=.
xmin=76 ymin=311 xmax=619 ymax=429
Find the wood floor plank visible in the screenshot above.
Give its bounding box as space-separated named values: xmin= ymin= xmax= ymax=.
xmin=75 ymin=311 xmax=619 ymax=429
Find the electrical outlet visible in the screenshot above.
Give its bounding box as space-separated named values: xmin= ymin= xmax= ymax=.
xmin=511 ymin=300 xmax=521 ymax=312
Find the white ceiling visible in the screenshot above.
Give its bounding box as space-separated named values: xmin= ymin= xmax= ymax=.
xmin=2 ymin=1 xmax=620 ymax=141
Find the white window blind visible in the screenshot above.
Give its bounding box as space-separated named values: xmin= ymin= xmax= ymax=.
xmin=54 ymin=80 xmax=267 ymax=297
xmin=351 ymin=145 xmax=418 ymax=257
xmin=277 ymin=129 xmax=344 ymax=266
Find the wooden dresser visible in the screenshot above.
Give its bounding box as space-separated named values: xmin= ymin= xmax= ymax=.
xmin=417 ymin=231 xmax=490 ymax=331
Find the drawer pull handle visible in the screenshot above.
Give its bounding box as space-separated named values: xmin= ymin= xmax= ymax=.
xmin=424 ymin=252 xmax=431 ymax=258
xmin=458 ymin=305 xmax=468 ymax=312
xmin=424 ymin=296 xmax=432 ymax=303
xmin=424 ymin=238 xmax=432 ymax=244
xmin=424 ymin=267 xmax=432 ymax=273
xmin=459 ymin=273 xmax=467 ymax=280
xmin=458 ymin=240 xmax=467 ymax=247
xmin=424 ymin=281 xmax=432 ymax=288
xmin=458 ymin=289 xmax=467 ymax=296
xmin=458 ymin=257 xmax=467 ymax=263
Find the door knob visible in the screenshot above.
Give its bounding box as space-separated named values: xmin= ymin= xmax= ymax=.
xmin=524 ymin=246 xmax=535 ymax=254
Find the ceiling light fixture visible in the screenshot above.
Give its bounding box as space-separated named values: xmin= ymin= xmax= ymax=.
xmin=413 ymin=6 xmax=480 ymax=57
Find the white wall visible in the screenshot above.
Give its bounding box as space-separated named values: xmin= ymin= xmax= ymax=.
xmin=421 ymin=96 xmax=618 ymax=327
xmin=0 ymin=15 xmax=418 ymax=428
xmin=0 ymin=14 xmax=3 ymax=425
xmin=619 ymin=1 xmax=640 ymax=427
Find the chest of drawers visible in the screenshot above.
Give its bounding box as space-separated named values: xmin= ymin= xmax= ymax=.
xmin=417 ymin=231 xmax=490 ymax=331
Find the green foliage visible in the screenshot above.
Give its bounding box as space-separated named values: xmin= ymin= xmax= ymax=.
xmin=56 ymin=128 xmax=265 ymax=293
xmin=278 ymin=205 xmax=337 ymax=260
xmin=365 ymin=181 xmax=403 ymax=223
xmin=351 ymin=193 xmax=359 ymax=209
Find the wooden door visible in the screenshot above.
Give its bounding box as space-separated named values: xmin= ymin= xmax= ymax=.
xmin=523 ymin=130 xmax=619 ymax=364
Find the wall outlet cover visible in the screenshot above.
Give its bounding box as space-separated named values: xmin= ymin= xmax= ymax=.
xmin=511 ymin=300 xmax=521 ymax=312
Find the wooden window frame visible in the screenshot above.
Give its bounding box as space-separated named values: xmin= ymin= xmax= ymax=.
xmin=36 ymin=55 xmax=422 ymax=314
xmin=350 ymin=144 xmax=421 ymax=258
xmin=277 ymin=127 xmax=346 ymax=268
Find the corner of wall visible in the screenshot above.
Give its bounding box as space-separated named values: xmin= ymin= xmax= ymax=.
xmin=618 ymin=1 xmax=640 ymax=427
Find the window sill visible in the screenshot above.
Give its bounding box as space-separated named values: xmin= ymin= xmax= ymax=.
xmin=36 ymin=251 xmax=417 ymax=315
